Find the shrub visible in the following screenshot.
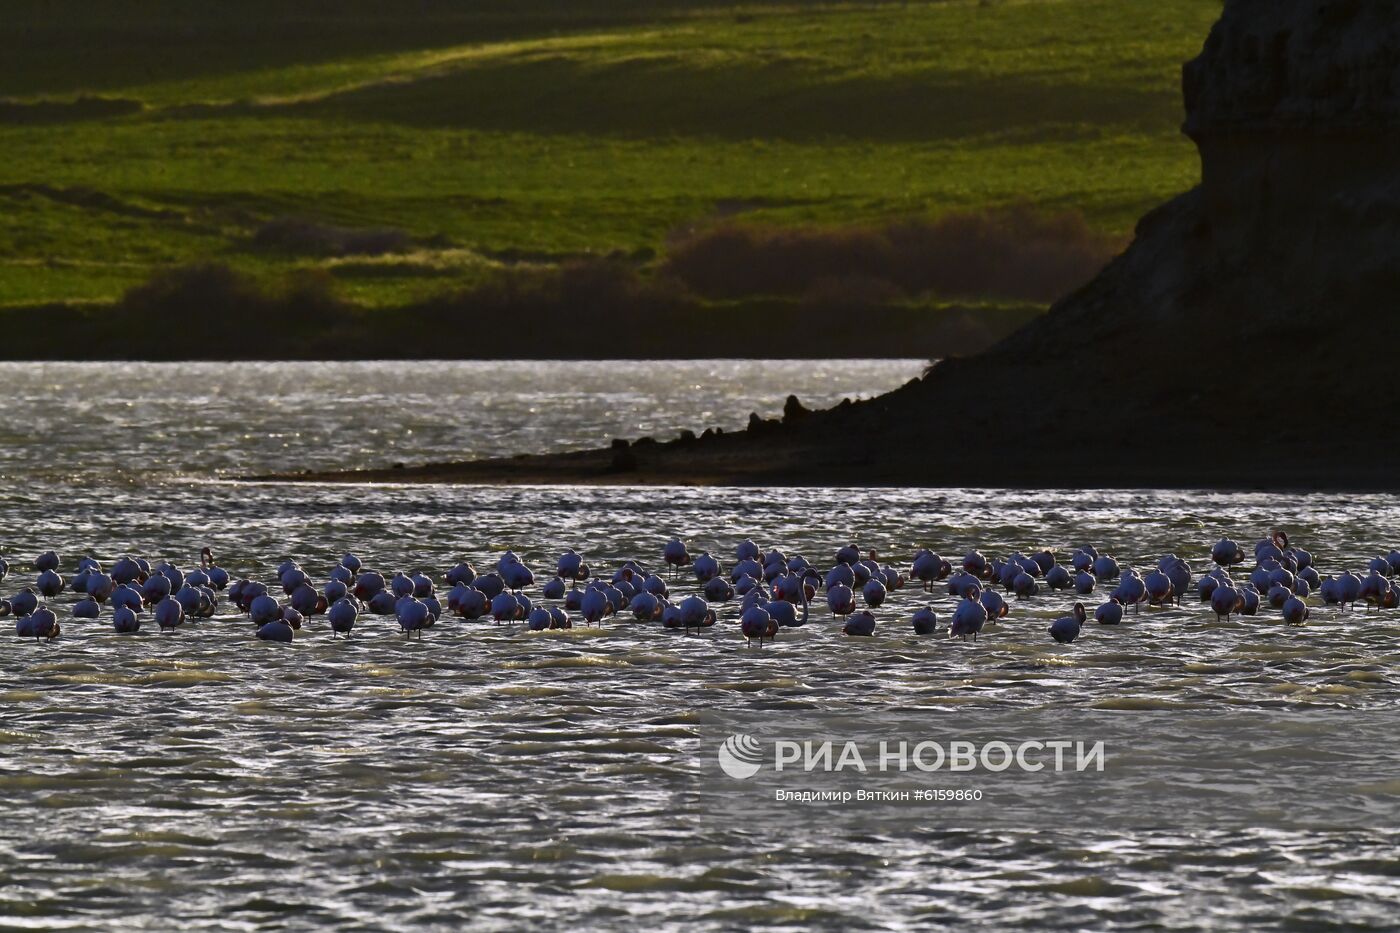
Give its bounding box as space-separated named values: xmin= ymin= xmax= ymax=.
xmin=663 ymin=205 xmax=1121 ymax=304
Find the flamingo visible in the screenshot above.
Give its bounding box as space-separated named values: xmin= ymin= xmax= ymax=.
xmin=580 ymin=588 xmax=609 ymax=627
xmin=289 ymin=584 xmax=322 ymax=616
xmin=36 ymin=569 xmax=64 ymax=598
xmin=250 ymin=594 xmax=281 ymax=626
xmin=256 ymin=619 xmax=294 ymax=642
xmin=1092 ymin=554 xmax=1120 ymax=582
xmin=630 ymin=591 xmax=662 ymax=622
xmin=826 ymin=584 xmax=855 ymax=619
xmin=862 ymin=577 xmax=886 ymax=608
xmin=445 ymin=561 xmax=477 ymax=586
xmin=113 ymin=606 xmax=141 ymax=633
xmin=329 ymin=598 xmax=357 ymax=637
xmin=489 ymin=592 xmax=523 ymax=625
xmin=86 ymin=574 xmax=114 ymax=602
xmin=1340 ymin=571 xmax=1363 ymax=609
xmin=154 ymin=596 xmax=186 ymax=633
xmin=843 ymin=610 xmax=876 ymax=637
xmin=474 ymin=573 xmax=505 ymax=599
xmin=825 ymin=563 xmax=855 ymax=591
xmin=390 ymin=572 xmax=415 ymax=599
xmin=704 ymin=577 xmax=735 ymax=602
xmin=175 ymin=585 xmax=204 ymax=617
xmin=1162 ymin=557 xmax=1192 ymax=599
xmin=1070 ymin=548 xmax=1097 ymax=572
xmin=911 ymin=607 xmax=938 ymax=636
xmin=1211 ymin=538 xmax=1245 ymax=568
xmin=1144 ymin=570 xmax=1174 ymax=607
xmin=678 ymin=595 xmax=715 ymax=634
xmin=768 ymin=589 xmax=810 ymax=628
xmin=281 ymin=607 xmax=305 ymax=631
xmin=949 ymin=591 xmax=987 ymax=641
xmin=28 ymin=608 xmax=60 ymax=642
xmin=1361 ymin=571 xmax=1389 ymax=612
xmin=693 ymin=553 xmax=720 ymax=583
xmin=1282 ymin=595 xmax=1310 ymax=624
xmin=398 ymin=596 xmax=431 ymax=637
xmin=108 ymin=557 xmax=138 ymax=585
xmin=1210 ymin=583 xmax=1244 ymax=621
xmin=1255 ymin=531 xmax=1288 ymax=564
xmin=1094 ymin=597 xmax=1123 ymax=625
xmin=732 ymin=557 xmax=763 ymax=583
xmin=1112 ymin=571 xmax=1146 ymax=614
xmin=910 ymin=550 xmax=945 ymax=591
xmin=740 ymin=605 xmax=777 ymax=645
xmin=110 ymin=585 xmax=141 ymax=613
xmin=663 ymin=538 xmax=691 ymax=576
xmin=1048 ymin=604 xmax=1087 ymax=644
xmin=203 ymin=552 xmax=229 ymax=591
xmin=10 ymin=589 xmax=39 ymax=618
xmin=315 ymin=579 xmax=343 ymax=606
xmin=979 ymin=588 xmax=1008 ymax=623
xmin=556 ymin=550 xmax=584 ymax=582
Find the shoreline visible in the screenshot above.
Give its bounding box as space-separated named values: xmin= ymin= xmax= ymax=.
xmin=252 ymin=424 xmax=1400 ymax=492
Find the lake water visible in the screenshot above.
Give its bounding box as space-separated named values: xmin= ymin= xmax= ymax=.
xmin=2 ymin=361 xmax=1399 ymax=930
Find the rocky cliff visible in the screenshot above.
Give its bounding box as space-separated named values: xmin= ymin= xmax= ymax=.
xmin=282 ymin=0 xmax=1400 ymax=490
xmin=1184 ymin=0 xmax=1400 ymax=270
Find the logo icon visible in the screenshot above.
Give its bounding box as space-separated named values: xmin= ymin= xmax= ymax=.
xmin=717 ymin=734 xmax=764 ymax=779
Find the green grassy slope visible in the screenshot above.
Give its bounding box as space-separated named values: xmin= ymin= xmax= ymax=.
xmin=0 ymin=0 xmax=1219 ymax=309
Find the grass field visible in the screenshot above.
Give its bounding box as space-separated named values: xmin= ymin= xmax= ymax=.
xmin=0 ymin=0 xmax=1220 ymax=311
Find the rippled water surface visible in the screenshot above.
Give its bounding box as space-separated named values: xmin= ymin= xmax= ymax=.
xmin=2 ymin=362 xmax=1399 ymax=930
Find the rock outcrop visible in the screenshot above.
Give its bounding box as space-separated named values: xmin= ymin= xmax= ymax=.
xmin=280 ymin=0 xmax=1400 ymax=490
xmin=1184 ymin=0 xmax=1400 ymax=135
xmin=1184 ymin=0 xmax=1400 ymax=273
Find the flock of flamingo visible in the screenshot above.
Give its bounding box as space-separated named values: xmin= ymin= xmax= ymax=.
xmin=3 ymin=532 xmax=1399 ymax=647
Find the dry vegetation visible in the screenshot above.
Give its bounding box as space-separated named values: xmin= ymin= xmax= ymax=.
xmin=663 ymin=206 xmax=1122 ymax=305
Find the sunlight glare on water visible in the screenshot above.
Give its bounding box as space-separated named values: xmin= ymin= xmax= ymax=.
xmin=1 ymin=361 xmax=1399 ymax=930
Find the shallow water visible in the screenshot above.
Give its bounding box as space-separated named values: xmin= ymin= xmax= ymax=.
xmin=2 ymin=361 xmax=1399 ymax=930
